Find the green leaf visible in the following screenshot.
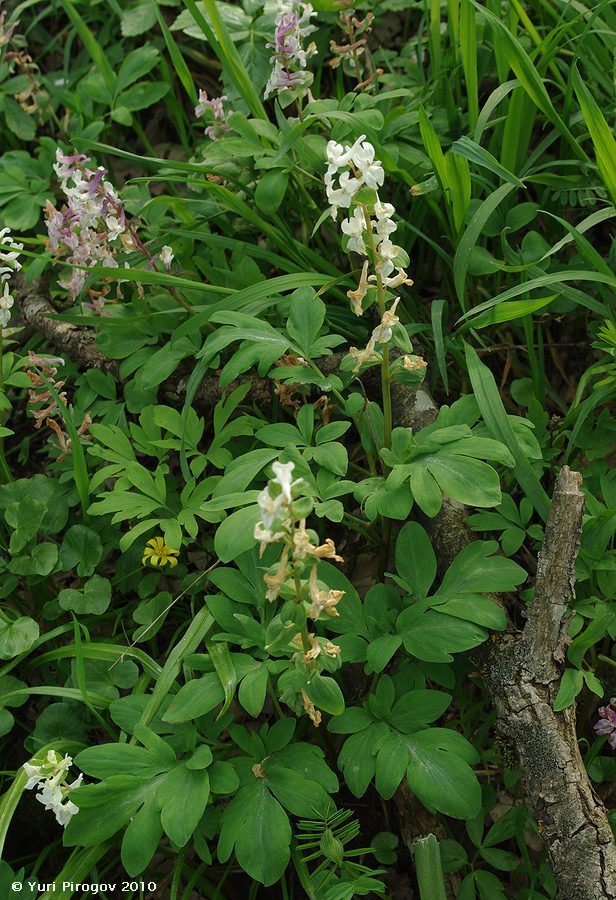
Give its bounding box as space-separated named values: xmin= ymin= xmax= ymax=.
xmin=374 ymin=731 xmax=409 ymax=799
xmin=162 ymin=673 xmax=225 ymax=723
xmin=116 ymin=45 xmax=160 ymax=94
xmin=406 ymin=729 xmax=481 ymax=819
xmin=395 ymin=523 xmax=437 ymax=600
xmin=265 ymin=763 xmax=332 ymax=817
xmin=469 ymin=295 xmax=558 ymax=329
xmin=470 ymin=1 xmax=584 ymax=160
xmin=553 ymin=668 xmax=584 ymax=712
xmin=572 ymin=61 xmax=616 ymax=206
xmin=304 ymin=674 xmax=345 ymax=716
xmin=336 ymin=728 xmax=378 ymax=797
xmin=286 ymin=288 xmax=325 ymax=355
xmin=117 ymin=81 xmax=169 ymax=111
xmin=389 ymin=690 xmax=452 ymax=733
xmin=397 ymin=608 xmax=488 ymax=663
xmin=311 ymin=442 xmax=348 ymax=476
xmin=60 ymin=0 xmax=116 ymax=90
xmin=464 ymin=343 xmax=550 ymax=520
xmin=5 ymin=497 xmax=46 ymax=555
xmin=438 ymin=541 xmax=527 ymax=595
xmin=480 ymin=848 xmax=520 ymax=872
xmin=453 ymin=182 xmax=517 ymax=310
xmin=8 ymin=543 xmax=58 ymax=576
xmin=58 ymin=575 xmax=112 ymax=615
xmin=121 ymin=796 xmax=163 ymax=876
xmin=158 ymin=765 xmax=210 ymax=846
xmin=255 ymin=169 xmax=289 ymax=214
xmin=4 ymin=98 xmax=36 ymax=141
xmin=424 ymin=455 xmax=502 ymax=508
xmin=366 ymin=635 xmax=402 ymax=673
xmin=209 ymin=760 xmax=240 ymax=794
xmin=206 ymin=640 xmax=236 ymax=718
xmin=451 ymin=136 xmax=525 ymax=187
xmin=0 ymin=617 xmax=39 ymax=659
xmin=409 ymin=466 xmax=442 ymax=517
xmin=218 ymin=781 xmax=291 ymax=886
xmin=239 ymin=664 xmax=269 ymax=716
xmin=121 ymin=0 xmax=157 ymax=37
xmin=64 ymin=776 xmax=163 ymax=847
xmin=214 ymin=505 xmax=262 ymax=563
xmin=59 ymin=525 xmax=103 ymax=577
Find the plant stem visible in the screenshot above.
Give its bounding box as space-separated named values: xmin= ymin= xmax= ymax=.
xmin=361 ymin=203 xmax=392 ymax=451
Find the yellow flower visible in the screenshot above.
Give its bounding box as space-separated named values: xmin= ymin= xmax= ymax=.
xmin=142 ymin=537 xmax=179 ymax=568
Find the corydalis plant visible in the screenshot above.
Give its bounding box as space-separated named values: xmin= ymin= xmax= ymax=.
xmin=264 ymin=0 xmax=317 ymax=102
xmin=26 ymin=351 xmax=92 ymax=461
xmin=45 ymin=149 xmax=127 ymax=302
xmin=255 ymin=461 xmax=345 ymax=725
xmin=45 ymin=149 xmax=184 ymax=314
xmin=195 ymin=89 xmax=229 ymax=140
xmin=0 ymin=225 xmax=22 ymax=332
xmin=23 ymin=750 xmax=83 ymax=828
xmin=324 ymin=135 xmax=417 ymax=438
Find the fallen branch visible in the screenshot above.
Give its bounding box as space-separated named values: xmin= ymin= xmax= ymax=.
xmin=16 ymin=281 xmax=435 ymax=424
xmin=484 ymin=466 xmax=616 ymax=899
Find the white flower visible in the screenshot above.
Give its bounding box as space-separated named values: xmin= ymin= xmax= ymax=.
xmin=347 ymin=260 xmax=370 ymax=315
xmin=348 ymin=337 xmax=378 ymax=372
xmin=326 ymin=134 xmax=366 ymax=170
xmin=379 ymin=267 xmax=413 ymax=289
xmin=54 ymin=798 xmax=79 ymax=827
xmin=271 ymin=460 xmax=301 ymax=502
xmin=23 ymin=763 xmax=44 ymax=790
xmin=372 ymin=297 xmax=400 ymax=344
xmin=326 ymin=171 xmax=363 ymax=219
xmin=160 ymin=245 xmax=174 ymax=270
xmin=341 ymin=207 xmax=367 ymax=254
xmin=254 ymin=521 xmax=288 ymax=546
xmin=105 ymin=213 xmax=125 ymax=242
xmin=22 ymin=751 xmax=81 ymax=828
xmin=0 ymin=227 xmax=23 ymax=270
xmin=257 ymin=486 xmax=287 ymax=530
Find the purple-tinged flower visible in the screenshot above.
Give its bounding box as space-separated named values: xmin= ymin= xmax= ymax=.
xmin=46 ymin=147 xmax=128 ymax=301
xmin=195 ymin=89 xmax=230 ymax=141
xmin=594 ymin=700 xmax=616 ymax=749
xmin=264 ymin=0 xmax=316 ymax=100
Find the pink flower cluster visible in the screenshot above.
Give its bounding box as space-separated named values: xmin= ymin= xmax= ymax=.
xmin=264 ymin=0 xmax=317 ymax=99
xmin=594 ymin=700 xmax=616 ymax=749
xmin=195 ymin=89 xmax=230 ymax=140
xmin=45 ymin=149 xmax=127 ymax=301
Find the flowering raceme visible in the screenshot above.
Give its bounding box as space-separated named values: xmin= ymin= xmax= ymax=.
xmin=264 ymin=0 xmax=317 ymax=100
xmin=253 ymin=459 xmax=345 ymax=725
xmin=23 ymin=750 xmax=83 ymax=827
xmin=594 ymin=699 xmax=616 ymax=749
xmin=194 ymin=89 xmax=230 ymax=140
xmin=0 ymin=225 xmax=23 ymax=332
xmin=45 ymin=148 xmax=127 ymax=302
xmin=324 ymin=134 xmax=414 ymax=372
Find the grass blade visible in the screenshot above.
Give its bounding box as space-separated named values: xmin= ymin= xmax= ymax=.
xmin=153 ymin=1 xmax=197 ymax=105
xmin=413 ymin=834 xmax=447 ymax=900
xmin=471 ymin=0 xmax=587 ymax=161
xmin=465 ymin=343 xmax=550 ymax=520
xmin=460 ymin=0 xmax=478 ymax=130
xmin=58 ymin=0 xmax=116 ymax=91
xmin=571 ymin=60 xmax=616 ymax=205
xmin=453 ymin=182 xmax=517 ymax=310
xmin=183 ymin=0 xmax=267 ymax=121
xmin=451 ymin=136 xmax=525 ymax=187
